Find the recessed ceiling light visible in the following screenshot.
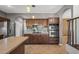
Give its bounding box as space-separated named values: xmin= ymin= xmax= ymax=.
xmin=32 ymin=16 xmax=35 ymax=19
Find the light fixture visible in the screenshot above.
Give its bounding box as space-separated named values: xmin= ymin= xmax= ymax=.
xmin=26 ymin=5 xmax=31 ymax=12
xmin=26 ymin=7 xmax=31 ymax=12
xmin=26 ymin=5 xmax=36 ymax=12
xmin=32 ymin=16 xmax=35 ymax=19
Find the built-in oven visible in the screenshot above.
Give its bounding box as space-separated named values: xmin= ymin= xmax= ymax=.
xmin=49 ymin=31 xmax=59 ymax=37
xmin=49 ymin=25 xmax=58 ymax=30
xmin=48 ymin=24 xmax=59 ymax=37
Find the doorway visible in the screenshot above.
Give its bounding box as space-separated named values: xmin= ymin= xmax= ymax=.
xmin=67 ymin=17 xmax=79 ymax=50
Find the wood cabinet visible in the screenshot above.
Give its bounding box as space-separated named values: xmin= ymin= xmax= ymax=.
xmin=48 ymin=17 xmax=59 ymax=44
xmin=48 ymin=17 xmax=59 ymax=24
xmin=24 ymin=17 xmax=60 ymax=44
xmin=39 ymin=19 xmax=48 ymax=26
xmin=23 ymin=34 xmax=30 ymax=44
xmin=26 ymin=19 xmax=48 ymax=27
xmin=24 ymin=34 xmax=48 ymax=44
xmin=24 ymin=34 xmax=59 ymax=44
xmin=0 ymin=16 xmax=10 ymax=22
xmin=0 ymin=34 xmax=3 ymax=40
xmin=10 ymin=43 xmax=25 ymax=54
xmin=0 ymin=16 xmax=10 ymax=38
xmin=48 ymin=37 xmax=59 ymax=44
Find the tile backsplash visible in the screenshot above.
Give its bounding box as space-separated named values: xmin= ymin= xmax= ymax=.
xmin=24 ymin=25 xmax=48 ymax=34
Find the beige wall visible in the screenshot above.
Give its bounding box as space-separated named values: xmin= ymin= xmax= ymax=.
xmin=57 ymin=5 xmax=73 ymax=45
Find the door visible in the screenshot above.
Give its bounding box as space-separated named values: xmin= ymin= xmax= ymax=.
xmin=15 ymin=19 xmax=23 ymax=36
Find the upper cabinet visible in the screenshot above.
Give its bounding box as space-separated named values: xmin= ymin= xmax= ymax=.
xmin=48 ymin=17 xmax=59 ymax=24
xmin=0 ymin=16 xmax=10 ymax=22
xmin=0 ymin=16 xmax=10 ymax=39
xmin=26 ymin=19 xmax=48 ymax=27
xmin=26 ymin=17 xmax=59 ymax=27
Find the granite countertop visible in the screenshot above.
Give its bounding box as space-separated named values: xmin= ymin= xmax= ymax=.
xmin=24 ymin=32 xmax=49 ymax=35
xmin=0 ymin=36 xmax=28 ymax=54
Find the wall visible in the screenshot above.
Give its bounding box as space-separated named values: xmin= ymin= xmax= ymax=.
xmin=15 ymin=17 xmax=23 ymax=36
xmin=6 ymin=13 xmax=58 ymax=26
xmin=73 ymin=5 xmax=79 ymax=18
xmin=73 ymin=5 xmax=79 ymax=44
xmin=58 ymin=5 xmax=79 ymax=45
xmin=57 ymin=5 xmax=73 ymax=17
xmin=7 ymin=13 xmax=58 ymax=21
xmin=62 ymin=9 xmax=71 ymax=19
xmin=6 ymin=13 xmax=58 ymax=36
xmin=0 ymin=10 xmax=7 ymax=16
xmin=61 ymin=9 xmax=72 ymax=45
xmin=59 ymin=5 xmax=79 ymax=44
xmin=56 ymin=5 xmax=73 ymax=45
xmin=0 ymin=10 xmax=7 ymax=36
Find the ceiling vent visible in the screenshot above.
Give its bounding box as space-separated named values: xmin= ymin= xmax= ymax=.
xmin=32 ymin=5 xmax=35 ymax=7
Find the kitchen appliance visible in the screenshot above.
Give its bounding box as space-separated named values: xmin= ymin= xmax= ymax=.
xmin=49 ymin=24 xmax=59 ymax=37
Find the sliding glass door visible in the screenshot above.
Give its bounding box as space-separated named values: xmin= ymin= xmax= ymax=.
xmin=68 ymin=18 xmax=79 ymax=49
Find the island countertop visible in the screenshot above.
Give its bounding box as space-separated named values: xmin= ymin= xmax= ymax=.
xmin=0 ymin=36 xmax=28 ymax=54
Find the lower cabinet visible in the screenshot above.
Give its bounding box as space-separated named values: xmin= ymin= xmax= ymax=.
xmin=10 ymin=43 xmax=25 ymax=54
xmin=24 ymin=34 xmax=59 ymax=44
xmin=0 ymin=35 xmax=3 ymax=40
xmin=48 ymin=37 xmax=59 ymax=44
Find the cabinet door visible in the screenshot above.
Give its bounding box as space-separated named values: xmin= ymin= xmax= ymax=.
xmin=29 ymin=34 xmax=39 ymax=44
xmin=0 ymin=35 xmax=3 ymax=40
xmin=26 ymin=20 xmax=30 ymax=27
xmin=43 ymin=19 xmax=48 ymax=26
xmin=38 ymin=19 xmax=43 ymax=25
xmin=48 ymin=17 xmax=59 ymax=24
xmin=40 ymin=34 xmax=49 ymax=44
xmin=48 ymin=37 xmax=59 ymax=44
xmin=24 ymin=34 xmax=31 ymax=44
xmin=28 ymin=34 xmax=49 ymax=44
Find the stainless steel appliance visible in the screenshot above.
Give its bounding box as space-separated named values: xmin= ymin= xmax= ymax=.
xmin=48 ymin=24 xmax=59 ymax=37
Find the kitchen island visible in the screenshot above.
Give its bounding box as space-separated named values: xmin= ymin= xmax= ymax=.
xmin=0 ymin=36 xmax=28 ymax=54
xmin=24 ymin=33 xmax=59 ymax=44
xmin=0 ymin=33 xmax=3 ymax=40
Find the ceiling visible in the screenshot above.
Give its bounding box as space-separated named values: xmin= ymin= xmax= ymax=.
xmin=0 ymin=5 xmax=64 ymax=13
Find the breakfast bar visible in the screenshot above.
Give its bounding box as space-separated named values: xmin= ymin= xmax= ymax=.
xmin=0 ymin=36 xmax=28 ymax=54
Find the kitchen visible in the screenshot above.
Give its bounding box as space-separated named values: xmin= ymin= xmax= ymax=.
xmin=23 ymin=17 xmax=59 ymax=44
xmin=0 ymin=5 xmax=79 ymax=54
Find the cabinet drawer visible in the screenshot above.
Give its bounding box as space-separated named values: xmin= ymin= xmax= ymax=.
xmin=48 ymin=37 xmax=59 ymax=44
